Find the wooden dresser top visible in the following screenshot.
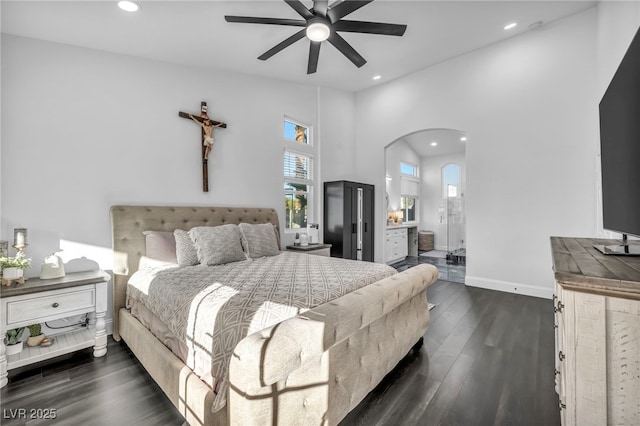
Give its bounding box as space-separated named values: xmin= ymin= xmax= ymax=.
xmin=551 ymin=237 xmax=640 ymax=300
xmin=1 ymin=270 xmax=109 ymax=298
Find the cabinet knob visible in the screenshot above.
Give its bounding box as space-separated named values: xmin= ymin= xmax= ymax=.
xmin=554 ymin=301 xmax=563 ymax=313
xmin=52 ymin=302 xmax=60 ymax=308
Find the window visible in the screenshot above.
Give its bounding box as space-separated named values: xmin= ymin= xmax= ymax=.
xmin=400 ymin=161 xmax=418 ymax=177
xmin=284 ymin=119 xmax=309 ymax=145
xmin=284 ymin=150 xmax=312 ymax=231
xmin=283 ymin=117 xmax=314 ymax=232
xmin=442 ymin=163 xmax=461 ymax=198
xmin=401 ymin=196 xmax=417 ymax=222
xmin=400 ymin=175 xmax=419 ymax=223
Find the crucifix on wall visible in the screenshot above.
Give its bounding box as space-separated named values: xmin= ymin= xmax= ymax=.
xmin=178 ymin=101 xmax=227 ymax=192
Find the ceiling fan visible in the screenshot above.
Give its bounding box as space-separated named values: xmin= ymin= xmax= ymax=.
xmin=225 ymin=0 xmax=407 ymax=74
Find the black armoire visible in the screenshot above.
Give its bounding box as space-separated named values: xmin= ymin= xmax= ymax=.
xmin=323 ymin=180 xmax=374 ymax=261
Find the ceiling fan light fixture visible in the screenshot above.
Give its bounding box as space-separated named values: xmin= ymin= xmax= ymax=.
xmin=306 ymin=21 xmax=331 ymax=42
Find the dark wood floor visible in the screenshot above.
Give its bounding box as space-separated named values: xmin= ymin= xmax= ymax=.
xmin=1 ymin=280 xmax=559 ymax=426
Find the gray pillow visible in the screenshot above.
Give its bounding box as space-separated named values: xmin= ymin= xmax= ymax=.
xmin=174 ymin=229 xmax=198 ymax=266
xmin=189 ymin=224 xmax=246 ymax=265
xmin=143 ymin=230 xmax=178 ymax=264
xmin=239 ymin=223 xmax=280 ymax=259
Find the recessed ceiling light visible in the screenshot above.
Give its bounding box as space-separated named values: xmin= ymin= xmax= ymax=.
xmin=504 ymin=22 xmax=517 ymax=30
xmin=460 ymin=136 xmax=467 ymax=141
xmin=373 ymin=75 xmax=382 ymax=80
xmin=118 ymin=1 xmax=140 ymax=12
xmin=430 ymin=142 xmax=438 ymax=147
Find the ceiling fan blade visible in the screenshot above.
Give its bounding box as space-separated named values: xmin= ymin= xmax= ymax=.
xmin=328 ymin=32 xmax=366 ymax=68
xmin=307 ymin=41 xmax=321 ymax=74
xmin=258 ymin=29 xmax=306 ymax=61
xmin=284 ymin=0 xmax=315 ymax=20
xmin=327 ymin=0 xmax=372 ymax=23
xmin=334 ymin=20 xmax=407 ymax=36
xmin=225 ymin=16 xmax=306 ymax=27
xmin=313 ymin=0 xmax=329 ymax=17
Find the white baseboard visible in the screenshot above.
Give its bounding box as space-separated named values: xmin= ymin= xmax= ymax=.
xmin=464 ymin=275 xmax=553 ymax=299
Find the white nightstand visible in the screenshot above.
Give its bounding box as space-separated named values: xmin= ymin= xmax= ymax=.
xmin=0 ymin=270 xmax=109 ymax=388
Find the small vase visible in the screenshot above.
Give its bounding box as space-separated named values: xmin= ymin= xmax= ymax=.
xmin=6 ymin=341 xmax=23 ymax=356
xmin=2 ymin=267 xmax=23 ymax=280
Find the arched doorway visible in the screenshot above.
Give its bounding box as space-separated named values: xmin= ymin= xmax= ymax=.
xmin=384 ymin=128 xmax=467 ymax=283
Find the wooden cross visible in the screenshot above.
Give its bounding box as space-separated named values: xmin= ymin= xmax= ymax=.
xmin=178 ymin=101 xmax=227 ymax=192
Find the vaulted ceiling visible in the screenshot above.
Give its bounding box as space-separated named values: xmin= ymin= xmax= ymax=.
xmin=2 ymin=1 xmax=596 ymax=92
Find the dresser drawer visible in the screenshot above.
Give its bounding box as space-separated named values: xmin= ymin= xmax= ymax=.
xmin=6 ymin=287 xmax=95 ymax=325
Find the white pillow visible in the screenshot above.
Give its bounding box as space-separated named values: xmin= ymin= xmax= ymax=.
xmin=189 ymin=225 xmax=246 ymax=265
xmin=239 ymin=223 xmax=280 ymax=259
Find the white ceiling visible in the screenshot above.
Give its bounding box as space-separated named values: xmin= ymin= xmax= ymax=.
xmin=401 ymin=128 xmax=467 ymax=158
xmin=1 ymin=0 xmax=596 ymax=92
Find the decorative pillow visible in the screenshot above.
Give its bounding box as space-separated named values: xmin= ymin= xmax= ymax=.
xmin=174 ymin=229 xmax=199 ymax=266
xmin=143 ymin=231 xmax=177 ymax=264
xmin=239 ymin=223 xmax=280 ymax=259
xmin=189 ymin=225 xmax=246 ymax=266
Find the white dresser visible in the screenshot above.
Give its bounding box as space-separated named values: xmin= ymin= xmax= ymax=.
xmin=1 ymin=270 xmax=109 ymax=388
xmin=551 ymin=237 xmax=640 ymax=426
xmin=385 ymin=227 xmax=408 ymax=264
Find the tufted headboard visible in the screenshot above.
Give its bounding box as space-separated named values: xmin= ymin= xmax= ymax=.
xmin=109 ymin=205 xmax=280 ymax=341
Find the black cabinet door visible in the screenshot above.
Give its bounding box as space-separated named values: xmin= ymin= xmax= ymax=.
xmin=324 ymin=181 xmax=345 ymax=258
xmin=346 ymin=181 xmax=358 ymax=260
xmin=362 ymin=184 xmax=375 ymax=262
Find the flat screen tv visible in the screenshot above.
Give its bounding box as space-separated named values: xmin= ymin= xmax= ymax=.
xmin=596 ymin=26 xmax=640 ymax=255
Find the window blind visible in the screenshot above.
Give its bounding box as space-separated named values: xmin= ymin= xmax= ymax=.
xmin=284 ymin=151 xmax=312 ymax=182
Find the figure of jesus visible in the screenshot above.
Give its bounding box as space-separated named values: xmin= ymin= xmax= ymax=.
xmin=189 ymin=114 xmax=217 ymax=160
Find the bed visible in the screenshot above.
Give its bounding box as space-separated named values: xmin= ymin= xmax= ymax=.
xmin=110 ymin=205 xmax=438 ymax=425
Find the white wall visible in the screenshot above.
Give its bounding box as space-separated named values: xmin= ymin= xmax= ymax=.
xmin=317 ymin=87 xmax=357 ymax=235
xmin=318 ymin=87 xmax=356 ymax=183
xmin=596 ymin=1 xmax=640 ymax=98
xmin=421 ymin=152 xmax=466 ymax=250
xmin=1 ymin=34 xmax=355 ymax=329
xmin=384 ymin=138 xmax=420 ymax=215
xmin=355 ymin=9 xmax=599 ymax=299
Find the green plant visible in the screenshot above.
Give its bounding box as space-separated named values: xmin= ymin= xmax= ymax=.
xmin=28 ymin=323 xmax=42 ymax=337
xmin=6 ymin=327 xmax=25 ymax=345
xmin=0 ymin=256 xmax=31 ymax=270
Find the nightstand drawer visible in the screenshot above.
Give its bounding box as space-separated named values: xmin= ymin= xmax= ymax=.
xmin=6 ymin=287 xmax=95 ymax=324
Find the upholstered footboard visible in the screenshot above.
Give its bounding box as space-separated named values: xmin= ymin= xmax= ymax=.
xmin=119 ymin=308 xmax=225 ymax=426
xmin=229 ymin=263 xmax=438 ymax=425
